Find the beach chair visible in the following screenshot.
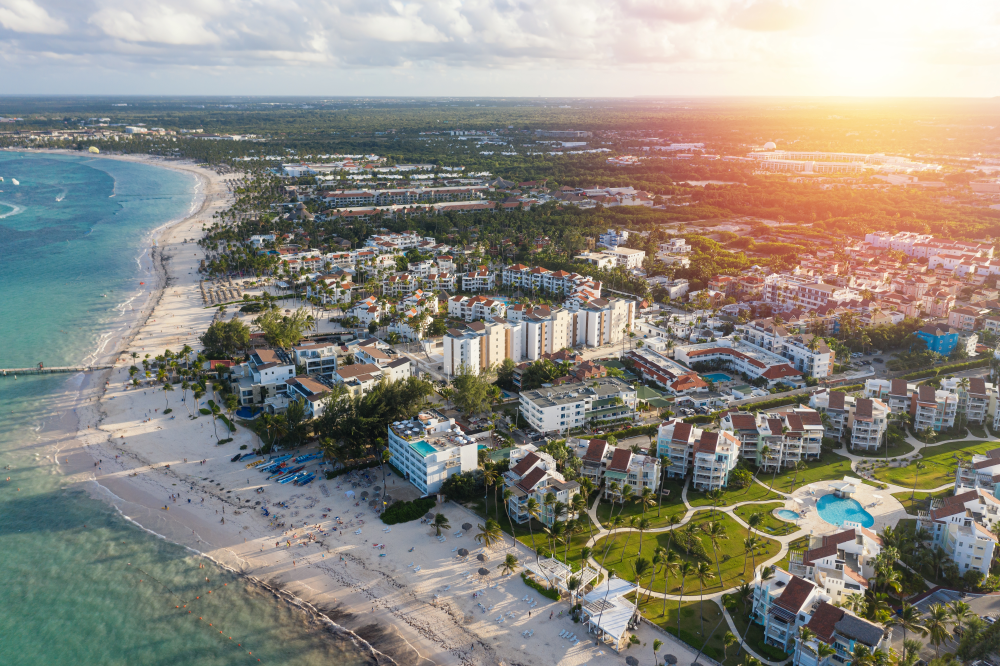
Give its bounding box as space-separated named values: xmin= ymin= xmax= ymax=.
xmin=559 ymin=631 xmax=567 ymax=638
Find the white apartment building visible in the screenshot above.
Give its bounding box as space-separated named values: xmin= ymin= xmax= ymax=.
xmin=752 ymin=571 xmax=829 ymax=653
xmin=574 ymin=251 xmax=617 ymax=269
xmin=505 ymin=446 xmax=581 ymax=526
xmin=291 ymin=342 xmax=339 ymax=378
xmin=809 ymin=389 xmax=855 ymax=441
xmin=578 ymin=439 xmax=661 ymax=499
xmin=387 ymin=411 xmax=481 ymax=495
xmin=601 ymin=247 xmax=646 ymax=270
xmin=461 ymin=269 xmax=495 ymax=292
xmin=518 ymin=377 xmax=636 ymax=434
xmin=918 ymin=489 xmax=999 ymax=578
xmin=659 ymin=238 xmax=691 ymax=254
xmin=739 ymin=318 xmax=835 ymax=378
xmin=863 ymin=378 xmax=916 ymax=415
xmin=284 ymin=376 xmax=332 ymax=418
xmin=383 ymin=273 xmax=419 ymax=296
xmin=792 ymin=526 xmax=883 ymax=606
xmin=793 ymin=603 xmax=889 ymax=666
xmin=864 ymin=231 xmax=993 ymax=260
xmin=424 ymin=271 xmax=456 ymax=291
xmin=941 ymin=376 xmax=997 ymax=426
xmin=763 ymin=274 xmax=857 ymax=312
xmin=913 ymin=384 xmax=959 ymax=433
xmin=331 ymin=363 xmax=384 ymax=396
xmin=720 ymin=408 xmax=825 ymax=469
xmin=443 ymin=320 xmax=521 ymax=377
xmin=848 ymin=397 xmax=889 ymax=452
xmin=248 ymin=348 xmax=295 ymax=386
xmin=655 ymin=420 xmax=740 ymax=489
xmin=353 ymin=340 xmax=412 ymax=383
xmin=597 ymin=228 xmax=629 ymax=249
xmin=575 ymin=298 xmax=637 ymax=348
xmin=447 ymin=295 xmax=507 ymax=322
xmin=674 ymin=339 xmax=805 ymax=388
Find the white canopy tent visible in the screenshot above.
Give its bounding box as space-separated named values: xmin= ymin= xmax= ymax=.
xmin=581 ymin=577 xmax=638 ymax=652
xmin=523 ymin=558 xmax=598 ymax=594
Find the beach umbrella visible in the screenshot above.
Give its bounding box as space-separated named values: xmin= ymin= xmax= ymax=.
xmin=664 ymin=655 xmax=678 ymax=664
xmin=457 ymin=548 xmax=469 ymax=557
xmin=425 ymin=513 xmax=435 ymax=520
xmin=477 ymin=553 xmax=488 ymax=562
xmin=626 ymin=658 xmax=639 ymax=666
xmin=462 ymin=523 xmax=472 ymax=531
xmin=478 ymin=568 xmax=490 ymax=576
xmin=374 ymin=486 xmax=381 ymax=492
xmin=360 ymin=491 xmax=369 ymax=499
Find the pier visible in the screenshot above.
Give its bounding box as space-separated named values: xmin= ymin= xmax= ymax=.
xmin=1 ymin=365 xmax=114 ymax=376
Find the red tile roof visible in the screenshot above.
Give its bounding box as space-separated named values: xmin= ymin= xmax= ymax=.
xmin=583 ymin=439 xmax=608 ymax=463
xmin=511 ymin=452 xmax=540 ymax=477
xmin=775 ymin=576 xmax=816 ymax=613
xmin=608 ymin=448 xmax=633 ymax=473
xmin=805 ymin=602 xmax=844 ymax=642
xmin=517 ymin=466 xmax=547 ymax=493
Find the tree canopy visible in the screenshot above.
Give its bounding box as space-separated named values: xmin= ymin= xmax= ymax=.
xmin=199 ymin=319 xmax=251 ymax=359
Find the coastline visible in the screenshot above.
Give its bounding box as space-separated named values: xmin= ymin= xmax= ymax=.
xmin=34 ymin=149 xmax=680 ymax=666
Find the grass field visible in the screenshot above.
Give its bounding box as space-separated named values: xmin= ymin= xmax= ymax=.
xmin=891 ymin=488 xmax=953 ymax=515
xmin=688 ymin=483 xmax=782 ymax=508
xmin=593 ymin=510 xmax=779 ymax=595
xmin=873 ymin=439 xmax=1000 ymax=489
xmin=733 ymin=502 xmax=801 ymax=537
xmin=594 ymin=477 xmax=687 ymax=530
xmin=762 ymin=451 xmax=853 ymax=494
xmin=631 ymin=596 xmax=749 ymax=666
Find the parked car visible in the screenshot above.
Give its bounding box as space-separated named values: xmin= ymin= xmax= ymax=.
xmin=983 ymin=616 xmax=996 ymax=625
xmin=872 ymin=358 xmax=884 ymax=363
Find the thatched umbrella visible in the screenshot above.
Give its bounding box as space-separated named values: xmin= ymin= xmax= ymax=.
xmin=477 ymin=568 xmax=490 ymax=577
xmin=425 ymin=513 xmax=435 ymax=520
xmin=457 ymin=548 xmax=469 ymax=557
xmin=664 ymin=655 xmax=678 ymax=665
xmin=625 ymin=657 xmax=639 ymax=666
xmin=462 ymin=523 xmax=472 ymax=531
xmin=360 ymin=491 xmax=369 ymax=499
xmin=369 ymin=499 xmax=377 ymax=507
xmin=477 ymin=553 xmax=488 ymax=562
xmin=373 ymin=486 xmax=381 ymax=493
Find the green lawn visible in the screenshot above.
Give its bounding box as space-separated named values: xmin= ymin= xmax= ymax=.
xmin=968 ymin=424 xmax=989 ymax=438
xmin=688 ymin=483 xmax=782 ymax=508
xmin=593 ymin=510 xmax=780 ymax=595
xmin=631 ymin=596 xmax=747 ymax=666
xmin=891 ymin=488 xmax=953 ymax=516
xmin=594 ymin=477 xmax=687 ymax=530
xmin=733 ymin=503 xmax=800 ymax=537
xmin=761 ymin=451 xmax=853 ymax=494
xmin=873 ymin=439 xmax=1000 ymax=489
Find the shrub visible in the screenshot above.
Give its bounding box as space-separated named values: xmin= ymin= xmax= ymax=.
xmin=754 ymin=639 xmax=791 ymax=660
xmin=199 ymin=408 xmax=212 ymax=415
xmin=382 ymin=497 xmax=437 ymax=525
xmin=240 ymin=444 xmax=248 ymax=450
xmin=163 ymin=408 xmax=172 ymax=414
xmin=521 ymin=572 xmax=560 ymax=600
xmin=216 ymin=437 xmax=234 ymax=445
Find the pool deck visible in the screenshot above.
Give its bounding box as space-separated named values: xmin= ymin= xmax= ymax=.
xmin=782 ymin=476 xmax=909 ymax=537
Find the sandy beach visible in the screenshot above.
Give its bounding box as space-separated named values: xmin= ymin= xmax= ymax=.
xmin=42 ymin=151 xmax=688 ymax=666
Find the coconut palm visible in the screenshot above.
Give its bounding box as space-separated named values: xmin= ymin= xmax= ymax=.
xmin=948 ymin=600 xmax=972 ymax=633
xmin=637 ymin=486 xmax=656 ymax=518
xmin=795 ymin=627 xmax=816 ymax=666
xmin=815 ymin=642 xmax=836 ymax=666
xmin=524 ymin=497 xmax=541 ymax=550
xmin=911 ymin=461 xmax=926 ymax=500
xmin=632 ymin=557 xmax=652 ymax=601
xmin=665 ymin=513 xmax=681 ymax=552
xmin=746 ymin=512 xmax=763 ymax=536
xmin=475 ymin=519 xmax=503 ymax=549
xmin=162 ymin=381 xmax=174 ymax=409
xmin=851 ymin=644 xmax=874 ymax=666
xmin=572 ymin=493 xmax=589 ymax=538
xmin=502 ymin=488 xmax=516 ymax=538
xmin=924 ymin=603 xmax=951 ymax=657
xmin=695 ymin=561 xmax=715 ymax=635
xmin=636 ymin=518 xmax=652 ymax=559
xmin=618 ymin=516 xmax=639 ymax=562
xmin=723 ymin=632 xmax=737 ymax=660
xmin=891 ymin=602 xmax=926 ymax=662
xmin=677 ymin=561 xmax=695 ymax=636
xmin=617 ymin=484 xmax=634 ymax=519
xmin=432 ymin=513 xmax=450 ymax=537
xmin=647 ymin=548 xmax=665 ymax=603
xmin=482 ymin=465 xmax=500 ymax=520
xmin=497 ymin=553 xmax=519 ymax=576
xmin=702 ymin=521 xmax=728 ymax=585
xmin=743 ymin=536 xmax=759 ymax=575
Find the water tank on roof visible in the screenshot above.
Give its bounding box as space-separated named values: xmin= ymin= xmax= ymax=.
xmin=763 ymin=141 xmax=776 ymax=150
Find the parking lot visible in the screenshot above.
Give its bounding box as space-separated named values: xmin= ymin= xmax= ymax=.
xmin=900 ymin=589 xmax=1000 ymax=659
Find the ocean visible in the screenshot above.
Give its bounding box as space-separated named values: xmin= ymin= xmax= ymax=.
xmin=0 ymin=152 xmax=370 ymax=665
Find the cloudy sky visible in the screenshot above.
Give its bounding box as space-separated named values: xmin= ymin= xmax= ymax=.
xmin=0 ymin=0 xmax=998 ymax=96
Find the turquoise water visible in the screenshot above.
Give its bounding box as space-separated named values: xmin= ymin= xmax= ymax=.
xmin=410 ymin=440 xmax=437 ymax=457
xmin=701 ymin=372 xmax=732 ymax=382
xmin=816 ymin=494 xmax=875 ymax=528
xmin=0 ymin=153 xmax=368 ymax=665
xmin=777 ymin=510 xmax=800 ymax=521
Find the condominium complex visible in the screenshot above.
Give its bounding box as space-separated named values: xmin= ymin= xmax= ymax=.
xmin=504 ymin=446 xmax=581 ymax=526
xmin=673 ymin=339 xmax=806 ymax=388
xmin=442 ymin=319 xmax=521 ymax=377
xmin=720 ymin=408 xmax=825 ymax=469
xmin=809 ymin=390 xmax=889 ymax=451
xmin=917 ymin=489 xmax=999 ymax=577
xmin=792 ymin=527 xmax=883 ymax=606
xmin=655 ymin=420 xmax=740 ymax=490
xmin=518 ymin=377 xmax=637 ymax=434
xmin=739 ymin=319 xmax=835 ymax=378
xmin=578 ymin=439 xmax=661 ymax=498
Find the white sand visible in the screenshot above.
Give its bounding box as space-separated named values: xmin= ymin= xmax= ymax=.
xmin=57 ymin=153 xmax=691 ymax=666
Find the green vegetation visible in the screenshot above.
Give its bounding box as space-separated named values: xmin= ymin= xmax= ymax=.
xmin=632 ymin=597 xmax=748 ymax=665
xmin=762 ymin=451 xmax=853 ymax=494
xmin=687 ymin=483 xmax=782 ymax=508
xmin=593 ymin=511 xmax=780 ymax=595
xmin=521 ymin=572 xmax=560 ymax=600
xmin=594 ymin=477 xmax=686 ymax=529
xmin=733 ymin=503 xmax=800 ymax=536
xmin=382 ymin=497 xmax=437 ymax=525
xmin=898 ymin=358 xmax=991 ymax=380
xmin=199 ymin=319 xmax=251 ymax=359
xmin=874 ymin=439 xmax=1000 ymax=489
xmin=891 ymin=488 xmax=953 ymax=515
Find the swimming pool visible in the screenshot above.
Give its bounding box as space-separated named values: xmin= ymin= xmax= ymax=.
xmin=777 ymin=510 xmax=800 ymax=521
xmin=816 ymin=494 xmax=875 ymax=528
xmin=701 ymin=372 xmax=733 ymax=382
xmin=409 ymin=440 xmax=437 ymax=457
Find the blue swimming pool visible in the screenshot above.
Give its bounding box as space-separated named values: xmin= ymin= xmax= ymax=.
xmin=701 ymin=372 xmax=733 ymax=382
xmin=816 ymin=494 xmax=875 ymax=528
xmin=410 ymin=440 xmax=437 ymax=457
xmin=777 ymin=510 xmax=800 ymax=521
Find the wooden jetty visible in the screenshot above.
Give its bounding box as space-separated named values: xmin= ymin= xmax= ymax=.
xmin=1 ymin=365 xmax=114 ymax=376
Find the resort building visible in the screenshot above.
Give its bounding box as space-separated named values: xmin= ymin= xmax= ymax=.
xmin=580 ymin=577 xmax=638 ymax=653
xmin=809 ymin=390 xmax=855 ymax=440
xmin=913 ymin=324 xmax=960 ymax=356
xmin=352 ymin=341 xmax=412 ymax=383
xmin=624 ymin=347 xmax=707 ymax=395
xmin=849 ymin=397 xmax=889 ymax=452
xmin=461 ymin=268 xmax=495 ymax=292
xmin=917 ymin=489 xmax=999 ymax=577
xmin=721 ymin=408 xmax=825 ymax=469
xmin=291 ymin=342 xmax=339 ymax=378
xmin=518 ymin=377 xmax=637 ymax=434
xmin=673 ymin=339 xmax=805 ymax=388
xmin=447 ymin=295 xmax=507 ymax=322
xmin=941 ymin=377 xmax=997 ymax=426
xmin=601 ymin=247 xmax=646 ymax=270
xmin=762 ymin=274 xmax=857 ymax=312
xmin=442 ymin=320 xmax=521 ymax=377
xmin=331 ymin=363 xmax=385 ymax=396
xmin=863 ymin=378 xmax=916 ymax=414
xmin=284 ymin=376 xmax=333 ymax=418
xmin=752 ymin=570 xmax=828 ymax=653
xmin=655 ymin=419 xmax=740 ymax=489
xmin=588 ymin=443 xmax=662 ymax=500
xmin=793 ymin=602 xmax=890 ymax=666
xmin=386 ymin=411 xmax=481 ymax=495
xmin=504 ymin=446 xmax=581 ymax=526
xmin=912 ymin=384 xmax=959 ymax=433
xmin=739 ymin=319 xmax=835 ymax=378
xmin=790 ymin=526 xmax=883 ymax=606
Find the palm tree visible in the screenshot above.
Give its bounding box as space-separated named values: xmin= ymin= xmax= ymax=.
xmin=647 ymin=549 xmax=665 ymax=603
xmin=563 ymin=519 xmax=579 ymax=565
xmin=162 ymin=381 xmax=174 ymax=409
xmin=815 ymin=642 xmax=836 ymax=666
xmin=524 ymin=497 xmax=540 ymax=551
xmin=482 ymin=465 xmax=499 ymax=519
xmin=742 ymin=536 xmax=759 ymax=575
xmin=742 ymin=444 xmax=770 ymax=496
xmin=892 ymin=602 xmax=927 ymax=662
xmin=475 ymin=520 xmax=503 ymax=549
xmin=638 ymin=486 xmax=656 ymax=518
xmin=572 ymin=493 xmax=589 ymax=538
xmin=948 ymin=600 xmax=972 ymax=633
xmin=636 ymin=518 xmax=651 ymax=559
xmin=677 ymin=561 xmax=695 ymax=637
xmin=653 ymin=638 xmax=664 ymax=666
xmin=702 ymin=521 xmax=728 ymax=586
xmin=617 ymin=484 xmax=634 ymax=519
xmin=796 ymin=627 xmax=816 ymax=666
xmin=924 ymin=603 xmax=951 ymax=657
xmin=497 ymin=553 xmax=519 ymax=576
xmin=501 ymin=489 xmax=516 ymax=538
xmin=695 ymin=561 xmax=715 ymax=636
xmin=911 ymin=461 xmax=926 ymax=500
xmin=665 ymin=513 xmax=681 ymax=552
xmin=746 ymin=512 xmax=763 ymax=537
xmin=632 ymin=557 xmax=652 ymax=602
xmin=660 ymin=550 xmax=680 ymax=618
xmin=790 ymin=460 xmax=807 ymax=490
xmin=851 ymin=644 xmax=874 ymax=666
xmin=606 ymin=481 xmax=620 ymax=521
xmin=723 ymin=632 xmax=737 ymax=660
xmin=432 ymin=513 xmax=451 ymax=537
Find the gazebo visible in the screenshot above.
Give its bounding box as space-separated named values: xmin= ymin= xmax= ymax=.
xmin=580 ymin=576 xmax=638 ymax=653
xmin=522 ymin=557 xmax=599 ymax=595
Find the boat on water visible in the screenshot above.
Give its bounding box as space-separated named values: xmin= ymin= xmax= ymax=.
xmin=11 ymin=178 xmax=18 ymax=185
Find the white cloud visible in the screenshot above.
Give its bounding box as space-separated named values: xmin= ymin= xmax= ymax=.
xmin=89 ymin=2 xmax=218 ymax=45
xmin=0 ymin=0 xmax=65 ymax=34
